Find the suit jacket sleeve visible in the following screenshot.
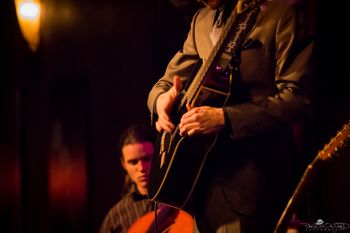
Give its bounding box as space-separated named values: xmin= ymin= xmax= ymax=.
xmin=224 ymin=1 xmax=315 ymax=139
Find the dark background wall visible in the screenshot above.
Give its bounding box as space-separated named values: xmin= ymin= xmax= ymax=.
xmin=0 ymin=0 xmax=349 ymax=233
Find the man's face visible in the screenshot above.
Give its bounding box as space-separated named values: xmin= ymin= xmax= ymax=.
xmin=121 ymin=142 xmax=154 ymax=195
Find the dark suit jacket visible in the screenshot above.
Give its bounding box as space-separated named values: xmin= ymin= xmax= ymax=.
xmin=147 ymin=0 xmax=314 ymax=219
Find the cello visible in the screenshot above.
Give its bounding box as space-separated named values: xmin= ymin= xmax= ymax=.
xmin=128 ymin=205 xmax=194 ymax=233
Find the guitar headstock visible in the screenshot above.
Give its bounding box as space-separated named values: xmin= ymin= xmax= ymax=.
xmin=317 ymin=120 xmax=350 ymax=161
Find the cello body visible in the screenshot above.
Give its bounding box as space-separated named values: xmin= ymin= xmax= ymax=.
xmin=127 ymin=206 xmax=194 ymax=233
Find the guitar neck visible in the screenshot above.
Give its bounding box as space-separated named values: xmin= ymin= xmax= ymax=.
xmin=273 ymin=156 xmax=325 ymax=233
xmin=274 ymin=120 xmax=350 ymax=233
xmin=184 ymin=0 xmax=262 ymax=107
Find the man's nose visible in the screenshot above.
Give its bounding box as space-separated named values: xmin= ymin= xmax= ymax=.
xmin=137 ymin=160 xmax=146 ymax=171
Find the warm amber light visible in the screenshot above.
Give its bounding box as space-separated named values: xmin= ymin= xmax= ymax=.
xmin=15 ymin=0 xmax=41 ymax=52
xmin=19 ymin=2 xmax=40 ymax=19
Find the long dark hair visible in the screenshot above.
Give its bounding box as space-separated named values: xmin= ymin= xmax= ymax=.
xmin=118 ymin=124 xmax=155 ymax=195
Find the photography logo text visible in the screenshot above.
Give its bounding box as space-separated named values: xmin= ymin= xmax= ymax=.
xmin=304 ymin=219 xmax=350 ymax=231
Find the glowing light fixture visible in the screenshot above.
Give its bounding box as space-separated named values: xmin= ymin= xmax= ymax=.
xmin=14 ymin=0 xmax=41 ymax=52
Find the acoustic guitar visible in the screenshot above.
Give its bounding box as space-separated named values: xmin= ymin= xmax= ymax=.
xmin=148 ymin=0 xmax=264 ymax=209
xmin=273 ymin=120 xmax=350 ymax=233
xmin=127 ymin=206 xmax=194 ymax=233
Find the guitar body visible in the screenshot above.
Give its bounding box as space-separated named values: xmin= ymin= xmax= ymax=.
xmin=148 ymin=131 xmax=219 ymax=208
xmin=148 ymin=68 xmax=232 ymax=209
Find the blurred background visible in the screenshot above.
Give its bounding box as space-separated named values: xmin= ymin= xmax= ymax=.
xmin=1 ymin=0 xmax=349 ymax=233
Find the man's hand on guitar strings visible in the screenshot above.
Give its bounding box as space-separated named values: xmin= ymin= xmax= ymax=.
xmin=155 ymin=76 xmax=183 ymax=133
xmin=179 ymin=106 xmax=225 ymax=136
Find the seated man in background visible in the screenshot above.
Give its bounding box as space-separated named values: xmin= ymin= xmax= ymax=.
xmin=99 ymin=124 xmax=155 ymax=233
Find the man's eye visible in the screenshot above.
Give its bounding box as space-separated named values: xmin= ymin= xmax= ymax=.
xmin=129 ymin=160 xmax=138 ymax=165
